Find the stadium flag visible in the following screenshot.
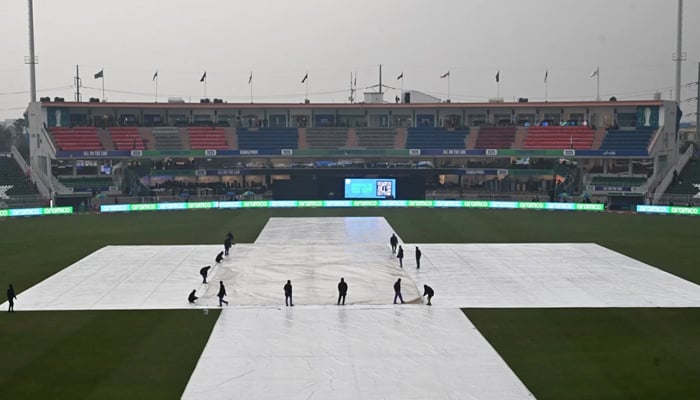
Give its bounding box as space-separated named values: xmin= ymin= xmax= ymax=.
xmin=354 ymin=74 xmax=357 ymax=87
xmin=397 ymin=72 xmax=403 ymax=80
xmin=544 ymin=69 xmax=548 ymax=83
xmin=496 ymin=70 xmax=500 ymax=83
xmin=153 ymin=70 xmax=158 ymax=81
xmin=440 ymin=71 xmax=450 ymax=78
xmin=301 ymin=72 xmax=308 ymax=83
xmin=200 ymin=71 xmax=207 ymax=82
xmin=248 ymin=71 xmax=253 ymax=84
xmin=589 ymin=67 xmax=599 ymax=77
xmin=94 ymin=69 xmax=103 ymax=79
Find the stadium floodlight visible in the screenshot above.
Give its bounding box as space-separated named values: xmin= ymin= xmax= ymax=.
xmin=27 ymin=0 xmax=38 ymax=103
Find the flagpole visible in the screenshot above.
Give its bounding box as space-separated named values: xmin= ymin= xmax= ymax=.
xmin=596 ymin=67 xmax=600 ymax=101
xmin=204 ymin=78 xmax=207 ymax=99
xmin=447 ymin=74 xmax=451 ymax=102
xmin=305 ymin=79 xmax=309 ymax=101
xmin=101 ymin=67 xmax=105 ymax=102
xmin=155 ymin=74 xmax=158 ymax=103
xmin=250 ymin=71 xmax=253 ymax=104
xmin=545 ymin=80 xmax=548 ymax=102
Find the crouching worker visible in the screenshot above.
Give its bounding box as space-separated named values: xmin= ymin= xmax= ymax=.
xmin=188 ymin=289 xmax=198 ymax=304
xmin=423 ymin=284 xmax=434 ymax=306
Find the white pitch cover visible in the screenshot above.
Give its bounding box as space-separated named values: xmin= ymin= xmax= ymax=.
xmin=6 ymin=217 xmax=700 ymax=399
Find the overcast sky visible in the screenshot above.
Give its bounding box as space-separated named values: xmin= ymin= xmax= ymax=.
xmin=1 ymin=0 xmax=699 ymax=121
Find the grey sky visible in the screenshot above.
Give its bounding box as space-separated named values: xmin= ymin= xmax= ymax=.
xmin=1 ymin=0 xmax=699 ymax=120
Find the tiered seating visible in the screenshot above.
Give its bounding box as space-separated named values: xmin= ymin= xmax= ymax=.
xmin=600 ymin=127 xmax=655 ymax=151
xmin=0 ymin=157 xmax=39 ymax=196
xmin=237 ymin=128 xmax=298 ymax=150
xmin=152 ymin=127 xmax=184 ymax=150
xmin=474 ymin=127 xmax=516 ymax=149
xmin=305 ymin=128 xmax=349 ymax=149
xmin=109 ymin=127 xmax=145 ymax=150
xmin=355 ymin=128 xmax=396 ymax=149
xmin=590 ymin=176 xmax=647 ymax=187
xmin=405 ymin=128 xmax=468 ymax=149
xmin=188 ymin=127 xmax=228 ymax=150
xmin=667 ymin=160 xmax=700 ymax=195
xmin=58 ymin=176 xmax=114 ymax=192
xmin=523 ymin=126 xmax=594 ymax=149
xmin=50 ymin=127 xmax=103 ymax=151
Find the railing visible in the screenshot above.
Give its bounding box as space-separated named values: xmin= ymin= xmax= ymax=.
xmin=646 ymin=127 xmax=663 ymax=155
xmin=652 ymin=143 xmax=694 ymax=204
xmin=51 ymin=175 xmax=73 ymax=194
xmin=41 ymin=126 xmax=57 ymax=155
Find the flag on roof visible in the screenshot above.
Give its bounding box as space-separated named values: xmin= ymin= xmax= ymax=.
xmin=94 ymin=69 xmax=103 ymax=79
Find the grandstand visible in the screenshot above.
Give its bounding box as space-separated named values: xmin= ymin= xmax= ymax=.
xmin=474 ymin=126 xmax=516 ymax=149
xmin=0 ymin=155 xmax=39 ymax=196
xmin=405 ymin=128 xmax=468 ymax=149
xmin=21 ymin=98 xmax=684 ymax=208
xmin=665 ymin=159 xmax=700 ymax=199
xmin=589 ymin=176 xmax=647 ymax=187
xmin=50 ymin=127 xmax=103 ymax=151
xmin=304 ymin=128 xmax=349 ymax=149
xmin=599 ymin=127 xmax=655 ymax=151
xmin=187 ymin=127 xmax=229 ymax=150
xmin=523 ymin=126 xmax=595 ymax=150
xmin=237 ymin=128 xmax=298 ymax=150
xmin=355 ymin=128 xmax=397 ymax=149
xmin=108 ymin=127 xmax=146 ymax=150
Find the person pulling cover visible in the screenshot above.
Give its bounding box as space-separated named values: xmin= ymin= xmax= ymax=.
xmin=200 ymin=265 xmax=212 ymax=284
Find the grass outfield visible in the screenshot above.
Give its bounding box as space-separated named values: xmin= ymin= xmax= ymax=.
xmin=465 ymin=308 xmax=700 ymax=400
xmin=0 ymin=208 xmax=699 ymax=398
xmin=0 ymin=309 xmax=220 ymax=400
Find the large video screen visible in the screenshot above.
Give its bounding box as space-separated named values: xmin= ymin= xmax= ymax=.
xmin=344 ymin=178 xmax=396 ymax=199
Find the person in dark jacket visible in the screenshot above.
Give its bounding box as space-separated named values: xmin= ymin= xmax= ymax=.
xmin=200 ymin=265 xmax=212 ymax=284
xmin=226 ymin=231 xmax=234 ymax=243
xmin=224 ymin=238 xmax=232 ymax=256
xmin=217 ymin=281 xmax=229 ymax=306
xmin=284 ymin=280 xmax=293 ymax=306
xmin=215 ymin=251 xmax=224 ymax=263
xmin=7 ymin=284 xmax=17 ymax=312
xmin=188 ymin=289 xmax=198 ymax=304
xmin=393 ymin=278 xmax=404 ymax=304
xmin=337 ymin=278 xmax=348 ymax=305
xmin=423 ymin=284 xmax=434 ymax=306
xmin=397 ymin=245 xmax=404 ymax=268
xmin=415 ymin=246 xmax=422 ymax=269
xmin=390 ymin=233 xmax=398 ymax=254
